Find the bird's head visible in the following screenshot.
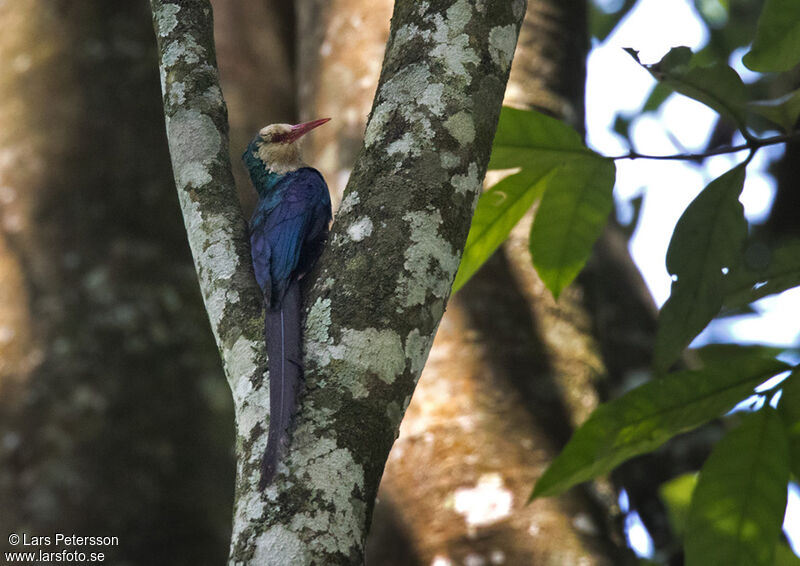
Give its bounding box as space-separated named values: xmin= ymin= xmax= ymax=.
xmin=251 ymin=118 xmax=330 ymax=174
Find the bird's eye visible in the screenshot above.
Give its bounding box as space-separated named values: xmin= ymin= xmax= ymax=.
xmin=260 ymin=132 xmax=287 ymax=144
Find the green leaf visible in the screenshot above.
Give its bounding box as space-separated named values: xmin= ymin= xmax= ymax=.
xmin=633 ymin=47 xmax=748 ymax=129
xmin=743 ymin=0 xmax=800 ymax=72
xmin=654 ymin=163 xmax=748 ymax=373
xmin=487 ymin=107 xmax=615 ymax=298
xmin=642 ymin=82 xmax=672 ymax=114
xmin=774 ymin=543 xmax=800 ymax=566
xmin=612 ymin=114 xmax=633 ymax=140
xmin=530 ymin=346 xmax=788 ymax=499
xmin=725 ymin=240 xmax=800 ymax=309
xmin=488 ymin=107 xmax=600 ymax=170
xmin=695 ymin=343 xmax=789 ymax=371
xmin=778 ymin=370 xmax=800 ymax=479
xmin=717 ymin=304 xmax=758 ymax=319
xmin=657 ymin=46 xmax=693 ymax=71
xmin=530 ymin=158 xmax=615 ymax=298
xmin=660 ymin=473 xmax=698 ymax=536
xmin=749 ymin=90 xmax=800 ymax=133
xmin=685 ymin=409 xmax=790 ymax=566
xmin=452 ymin=167 xmax=558 ymax=292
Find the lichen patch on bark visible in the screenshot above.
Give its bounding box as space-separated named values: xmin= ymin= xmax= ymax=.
xmin=228 ymin=336 xmax=259 ymax=405
xmin=287 ymin=438 xmax=367 ymax=556
xmin=440 ymin=151 xmax=461 ymax=169
xmin=405 ymin=328 xmax=432 ymax=376
xmin=451 ymin=162 xmax=480 ymax=196
xmin=363 ymin=64 xmax=439 ymax=152
xmin=153 ymin=3 xmax=180 ymax=37
xmin=340 ymin=327 xmax=405 ymax=386
xmin=346 ymin=217 xmax=374 ymax=242
xmin=312 ymin=327 xmax=406 ymax=397
xmin=306 ymin=297 xmax=333 ymax=343
xmin=338 ymin=191 xmax=360 ymax=215
xmin=489 ymin=24 xmax=518 ymax=72
xmin=169 ymin=81 xmax=186 ymax=105
xmin=397 ymin=210 xmax=461 ymax=308
xmin=167 ymin=109 xmax=219 ymax=188
xmin=443 ymin=110 xmax=476 ymax=146
xmin=429 ymin=0 xmax=479 ymax=78
xmin=305 ymin=297 xmax=336 ymax=367
xmin=249 ymin=525 xmax=307 ymax=566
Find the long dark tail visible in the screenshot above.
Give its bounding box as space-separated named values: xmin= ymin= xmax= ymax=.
xmin=260 ymin=280 xmax=302 ymax=488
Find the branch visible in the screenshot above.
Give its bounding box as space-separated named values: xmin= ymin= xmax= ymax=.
xmin=148 ymin=0 xmax=267 ymax=472
xmin=610 ymin=130 xmax=800 ymax=161
xmin=151 ymin=0 xmax=527 ymax=563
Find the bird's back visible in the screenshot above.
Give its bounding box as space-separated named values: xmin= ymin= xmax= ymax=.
xmin=249 ymin=167 xmax=331 ymax=308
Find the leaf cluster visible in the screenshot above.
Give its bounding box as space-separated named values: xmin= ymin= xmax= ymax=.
xmin=453 ymin=1 xmax=800 ymax=563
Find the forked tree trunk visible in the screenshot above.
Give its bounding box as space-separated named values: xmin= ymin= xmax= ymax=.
xmin=150 ymin=0 xmax=526 ymax=563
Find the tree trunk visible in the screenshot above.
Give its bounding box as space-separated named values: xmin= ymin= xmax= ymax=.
xmin=151 ymin=0 xmax=526 ymax=563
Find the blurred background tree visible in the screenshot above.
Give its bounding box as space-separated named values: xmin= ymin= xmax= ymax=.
xmin=0 ymin=2 xmax=233 ymax=564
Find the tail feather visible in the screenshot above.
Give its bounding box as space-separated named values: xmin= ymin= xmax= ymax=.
xmin=260 ymin=280 xmax=302 ymax=488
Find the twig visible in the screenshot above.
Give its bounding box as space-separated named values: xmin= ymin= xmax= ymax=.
xmin=610 ymin=130 xmax=800 ymax=161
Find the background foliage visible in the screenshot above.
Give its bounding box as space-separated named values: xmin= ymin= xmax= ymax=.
xmin=452 ymin=0 xmax=800 ymax=562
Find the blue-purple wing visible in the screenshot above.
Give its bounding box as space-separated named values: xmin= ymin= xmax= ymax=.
xmin=249 ymin=168 xmax=331 ymax=308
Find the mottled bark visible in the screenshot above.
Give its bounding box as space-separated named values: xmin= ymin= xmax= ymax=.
xmin=0 ymin=2 xmax=233 ymax=564
xmin=149 ymin=0 xmax=266 ymax=437
xmin=150 ymin=0 xmax=525 ymax=563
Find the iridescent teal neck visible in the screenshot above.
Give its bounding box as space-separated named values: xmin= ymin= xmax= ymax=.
xmin=243 ymin=139 xmax=285 ymax=198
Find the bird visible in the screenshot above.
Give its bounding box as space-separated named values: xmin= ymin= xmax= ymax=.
xmin=243 ymin=118 xmax=332 ymax=487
